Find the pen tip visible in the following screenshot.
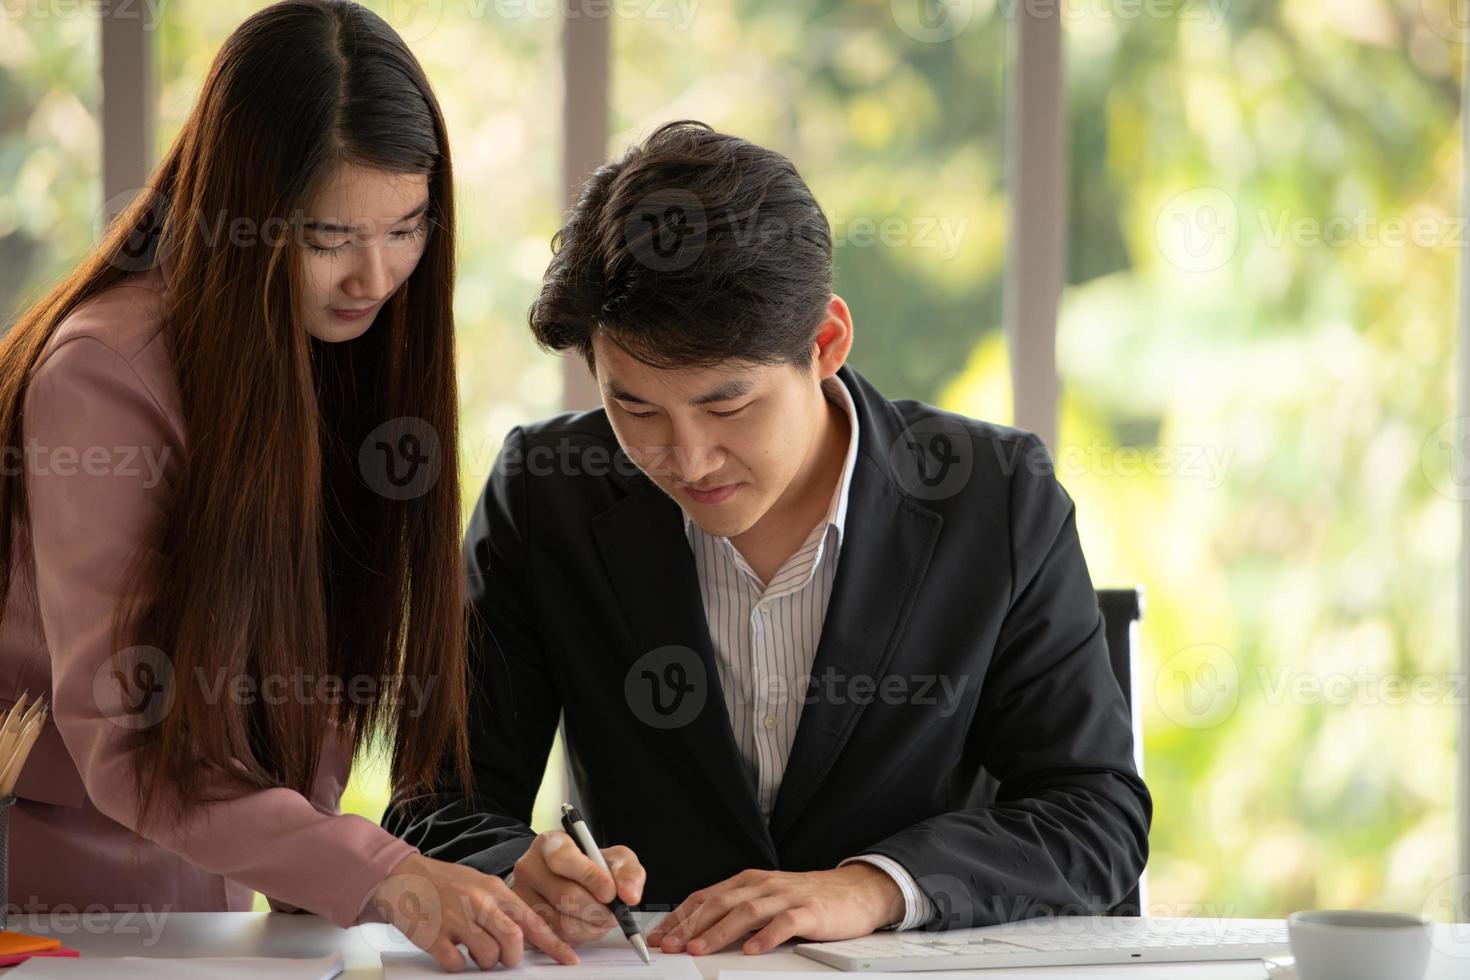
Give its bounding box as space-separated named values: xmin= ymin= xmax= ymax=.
xmin=632 ymin=935 xmax=651 ymax=964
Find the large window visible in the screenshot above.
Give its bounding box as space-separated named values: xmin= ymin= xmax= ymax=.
xmin=1050 ymin=0 xmax=1461 ymax=915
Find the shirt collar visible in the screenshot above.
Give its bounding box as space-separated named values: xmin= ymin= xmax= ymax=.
xmin=823 ymin=372 xmax=861 ymax=542
xmin=681 ymin=372 xmax=861 ymax=543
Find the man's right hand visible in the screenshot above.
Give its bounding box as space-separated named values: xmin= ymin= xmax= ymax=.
xmin=510 ymin=830 xmax=647 ymax=942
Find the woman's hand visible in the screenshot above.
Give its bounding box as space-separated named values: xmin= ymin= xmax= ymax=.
xmin=369 ymin=853 xmax=581 ymax=972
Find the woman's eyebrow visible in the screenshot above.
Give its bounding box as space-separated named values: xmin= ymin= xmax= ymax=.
xmin=304 ymin=198 xmax=431 ymax=233
xmin=397 ymin=198 xmax=431 ymax=223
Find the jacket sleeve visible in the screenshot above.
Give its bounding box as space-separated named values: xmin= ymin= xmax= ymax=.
xmin=382 ymin=426 xmax=563 ymax=877
xmin=25 ymin=336 xmax=417 ymax=928
xmin=859 ymin=433 xmax=1152 ymax=927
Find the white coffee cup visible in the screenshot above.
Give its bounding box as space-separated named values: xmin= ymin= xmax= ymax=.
xmin=1287 ymin=909 xmax=1432 ymax=980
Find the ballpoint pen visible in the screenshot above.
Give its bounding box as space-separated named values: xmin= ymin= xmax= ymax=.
xmin=561 ymin=802 xmax=652 ymax=964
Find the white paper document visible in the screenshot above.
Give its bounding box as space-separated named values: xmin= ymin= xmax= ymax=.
xmin=719 ymin=966 xmax=1272 ymax=980
xmin=384 ymin=944 xmax=705 ymax=980
xmin=9 ymin=952 xmax=344 ymax=978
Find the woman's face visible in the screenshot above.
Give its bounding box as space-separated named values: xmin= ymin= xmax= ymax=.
xmin=298 ymin=164 xmax=431 ymax=342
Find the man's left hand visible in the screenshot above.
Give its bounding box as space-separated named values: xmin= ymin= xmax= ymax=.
xmin=644 ymin=864 xmax=905 ymax=956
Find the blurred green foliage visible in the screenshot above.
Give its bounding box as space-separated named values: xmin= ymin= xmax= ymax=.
xmin=1045 ymin=0 xmax=1461 ymax=919
xmin=0 ymin=8 xmax=98 ymax=320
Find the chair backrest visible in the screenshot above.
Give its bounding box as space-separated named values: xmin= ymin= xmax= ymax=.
xmin=1097 ymin=588 xmax=1145 ymax=776
xmin=965 ymin=587 xmax=1147 ymax=916
xmin=1096 ymin=587 xmax=1145 ymax=915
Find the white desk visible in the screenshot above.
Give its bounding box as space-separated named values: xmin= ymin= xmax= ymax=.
xmin=15 ymin=912 xmax=824 ymax=979
xmin=15 ymin=911 xmax=1470 ymax=978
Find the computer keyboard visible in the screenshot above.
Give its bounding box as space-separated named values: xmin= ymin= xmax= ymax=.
xmin=796 ymin=917 xmax=1292 ymax=971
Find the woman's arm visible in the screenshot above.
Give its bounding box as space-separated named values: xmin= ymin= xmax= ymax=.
xmin=24 ymin=334 xmax=416 ymax=929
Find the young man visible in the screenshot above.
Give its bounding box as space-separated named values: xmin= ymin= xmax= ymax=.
xmin=385 ymin=121 xmax=1150 ymax=955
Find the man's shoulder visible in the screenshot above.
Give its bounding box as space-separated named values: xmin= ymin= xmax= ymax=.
xmin=495 ymin=408 xmax=646 ymax=493
xmin=860 ymin=380 xmax=1071 ymax=546
xmin=861 ymin=378 xmax=1054 ymax=496
xmin=888 ymin=396 xmax=1040 ymax=451
xmin=512 ymin=407 xmax=618 ymax=446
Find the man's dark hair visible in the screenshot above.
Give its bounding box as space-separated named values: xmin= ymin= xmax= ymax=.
xmin=529 ymin=120 xmax=834 ymax=371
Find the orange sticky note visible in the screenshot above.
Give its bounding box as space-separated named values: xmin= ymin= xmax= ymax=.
xmin=0 ymin=932 xmax=61 ymax=955
xmin=0 ymin=945 xmax=78 ymax=966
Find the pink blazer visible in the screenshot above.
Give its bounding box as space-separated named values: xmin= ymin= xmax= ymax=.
xmin=2 ymin=272 xmax=417 ymax=927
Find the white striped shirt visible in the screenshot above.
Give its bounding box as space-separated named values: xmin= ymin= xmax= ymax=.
xmin=683 ymin=375 xmax=934 ymax=931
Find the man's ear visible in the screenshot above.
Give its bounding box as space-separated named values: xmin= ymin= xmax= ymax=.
xmin=812 ymin=294 xmax=854 ymax=379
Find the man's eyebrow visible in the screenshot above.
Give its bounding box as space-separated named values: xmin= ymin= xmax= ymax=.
xmin=690 ymin=380 xmax=753 ymax=405
xmin=605 ymin=379 xmax=754 ymax=406
xmin=605 ymin=382 xmax=649 ymax=404
xmin=303 ymin=197 xmax=431 ymax=233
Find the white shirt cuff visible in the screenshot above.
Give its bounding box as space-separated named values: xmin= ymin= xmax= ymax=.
xmin=839 ymin=854 xmax=937 ymax=931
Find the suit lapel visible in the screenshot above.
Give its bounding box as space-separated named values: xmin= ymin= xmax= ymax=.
xmin=768 ymin=372 xmax=944 ymax=845
xmin=590 ymin=485 xmax=778 ymax=865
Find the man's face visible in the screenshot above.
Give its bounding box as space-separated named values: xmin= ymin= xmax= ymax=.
xmin=593 ymin=334 xmax=827 ymax=539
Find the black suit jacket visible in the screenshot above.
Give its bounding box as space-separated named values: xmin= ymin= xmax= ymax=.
xmin=384 ymin=366 xmax=1151 ymax=927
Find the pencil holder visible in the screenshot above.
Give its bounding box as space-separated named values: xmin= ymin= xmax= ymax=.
xmin=0 ymin=795 xmax=13 ymax=930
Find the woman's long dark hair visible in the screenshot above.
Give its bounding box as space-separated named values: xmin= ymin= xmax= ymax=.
xmin=0 ymin=0 xmax=470 ymax=826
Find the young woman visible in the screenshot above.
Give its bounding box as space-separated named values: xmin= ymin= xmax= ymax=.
xmin=0 ymin=1 xmax=574 ymax=972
